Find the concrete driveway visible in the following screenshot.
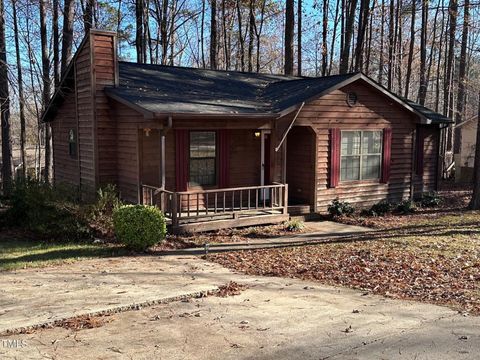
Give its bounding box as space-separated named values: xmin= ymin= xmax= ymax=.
xmin=1 ymin=255 xmax=479 ymax=359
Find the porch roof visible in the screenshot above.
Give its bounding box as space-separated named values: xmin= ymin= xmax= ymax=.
xmin=103 ymin=62 xmax=452 ymax=124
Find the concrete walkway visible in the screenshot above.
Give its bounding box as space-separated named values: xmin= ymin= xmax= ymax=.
xmin=1 ymin=255 xmax=479 ymax=359
xmin=167 ymin=221 xmax=372 ymax=255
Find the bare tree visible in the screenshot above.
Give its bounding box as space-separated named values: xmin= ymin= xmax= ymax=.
xmin=40 ymin=0 xmax=52 ymax=182
xmin=321 ymin=0 xmax=329 ymax=76
xmin=135 ymin=0 xmax=145 ymax=63
xmin=354 ymin=0 xmax=369 ymax=71
xmin=53 ymin=0 xmax=60 ymax=87
xmin=418 ymin=0 xmax=429 ymax=105
xmin=454 ymin=0 xmax=470 ymax=154
xmin=284 ymin=0 xmax=294 ymax=75
xmin=404 ymin=0 xmax=416 ymax=98
xmin=83 ymin=0 xmax=95 ymax=31
xmin=339 ymin=0 xmax=358 ymax=74
xmin=211 ymin=0 xmax=218 ymax=69
xmin=61 ymin=0 xmax=75 ymax=75
xmin=297 ymin=0 xmax=302 ymax=76
xmin=0 ymin=0 xmax=12 ymax=191
xmin=12 ymin=0 xmax=26 ymax=178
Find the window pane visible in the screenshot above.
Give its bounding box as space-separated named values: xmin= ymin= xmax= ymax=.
xmin=362 ymin=131 xmax=382 ymax=154
xmin=189 ymin=158 xmax=216 ymax=186
xmin=189 ymin=131 xmax=216 ymax=186
xmin=341 ymin=156 xmax=360 ymax=181
xmin=361 ymin=155 xmax=381 ymax=179
xmin=190 ymin=132 xmax=216 ymax=158
xmin=341 ymin=131 xmax=361 ymax=156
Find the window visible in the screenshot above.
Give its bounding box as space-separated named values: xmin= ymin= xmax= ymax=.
xmin=68 ymin=129 xmax=77 ymax=158
xmin=340 ymin=130 xmax=382 ymax=181
xmin=189 ymin=131 xmax=216 ymax=186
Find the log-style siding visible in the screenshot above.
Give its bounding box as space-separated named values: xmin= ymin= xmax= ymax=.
xmin=414 ymin=125 xmax=440 ymax=196
xmin=74 ymin=36 xmax=96 ymax=194
xmin=93 ymin=33 xmax=117 ymax=186
xmin=286 ymin=126 xmax=315 ymax=206
xmin=52 ymin=90 xmax=80 ymax=186
xmin=295 ymin=82 xmax=417 ymax=211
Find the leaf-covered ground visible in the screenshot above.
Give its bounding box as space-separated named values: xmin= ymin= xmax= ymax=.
xmin=210 ymin=200 xmax=480 ymax=315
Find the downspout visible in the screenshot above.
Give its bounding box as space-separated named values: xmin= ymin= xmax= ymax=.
xmin=275 ymin=102 xmax=305 ymax=152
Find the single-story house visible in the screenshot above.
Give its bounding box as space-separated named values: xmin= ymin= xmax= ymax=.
xmin=42 ymin=30 xmax=452 ymax=233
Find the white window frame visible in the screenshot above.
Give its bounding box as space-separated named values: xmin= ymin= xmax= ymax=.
xmin=340 ymin=130 xmax=383 ymax=182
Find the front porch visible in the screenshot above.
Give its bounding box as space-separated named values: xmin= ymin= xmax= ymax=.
xmin=141 ymin=183 xmax=290 ymax=234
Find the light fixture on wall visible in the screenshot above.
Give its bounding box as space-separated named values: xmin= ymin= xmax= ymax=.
xmin=144 ymin=128 xmax=152 ymax=137
xmin=254 ymin=131 xmax=261 ymax=138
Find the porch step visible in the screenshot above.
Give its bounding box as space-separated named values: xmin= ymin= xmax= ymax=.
xmin=287 ymin=204 xmax=312 ymax=216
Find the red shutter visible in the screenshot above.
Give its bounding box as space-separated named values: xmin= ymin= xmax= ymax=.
xmin=329 ymin=128 xmax=341 ymax=188
xmin=175 ymin=130 xmax=188 ymax=191
xmin=381 ymin=128 xmax=392 ymax=183
xmin=218 ymin=130 xmax=230 ymax=188
xmin=416 ymin=126 xmax=425 ymax=176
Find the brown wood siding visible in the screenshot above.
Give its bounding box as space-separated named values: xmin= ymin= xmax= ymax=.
xmin=92 ymin=33 xmax=117 ymax=186
xmin=141 ymin=129 xmax=161 ymax=187
xmin=229 ymin=129 xmax=261 ymax=187
xmin=52 ymin=90 xmax=80 ymax=186
xmin=414 ymin=126 xmax=439 ymax=195
xmin=286 ymin=126 xmax=315 ymax=206
xmin=112 ymin=101 xmax=142 ymax=203
xmin=297 ymin=82 xmax=416 ymax=211
xmin=74 ymin=37 xmax=96 ymax=195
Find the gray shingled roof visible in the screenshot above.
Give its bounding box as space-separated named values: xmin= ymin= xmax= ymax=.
xmin=103 ymin=62 xmax=452 ymax=123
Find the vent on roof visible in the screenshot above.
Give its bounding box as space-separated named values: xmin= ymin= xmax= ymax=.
xmin=346 ymin=92 xmax=358 ymax=106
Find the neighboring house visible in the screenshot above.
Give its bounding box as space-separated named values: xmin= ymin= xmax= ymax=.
xmin=455 ymin=119 xmax=477 ymax=182
xmin=42 ymin=30 xmax=452 ymax=233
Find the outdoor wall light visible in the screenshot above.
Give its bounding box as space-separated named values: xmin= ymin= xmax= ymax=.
xmin=254 ymin=131 xmax=261 ymax=138
xmin=144 ymin=128 xmax=152 ymax=137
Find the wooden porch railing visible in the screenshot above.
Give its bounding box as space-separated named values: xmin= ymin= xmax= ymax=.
xmin=141 ymin=183 xmax=288 ymax=228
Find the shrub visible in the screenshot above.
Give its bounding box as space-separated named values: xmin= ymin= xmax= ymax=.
xmin=5 ymin=179 xmax=90 ymax=241
xmin=396 ymin=199 xmax=416 ymax=214
xmin=420 ymin=191 xmax=442 ymax=208
xmin=87 ymin=184 xmax=122 ymax=238
xmin=113 ymin=205 xmax=166 ymax=251
xmin=284 ymin=219 xmax=305 ymax=232
xmin=364 ymin=200 xmax=393 ymax=217
xmin=328 ymin=198 xmax=355 ymax=217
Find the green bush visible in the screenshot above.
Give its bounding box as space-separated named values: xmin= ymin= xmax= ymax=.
xmin=5 ymin=179 xmax=90 ymax=241
xmin=420 ymin=191 xmax=442 ymax=208
xmin=328 ymin=198 xmax=355 ymax=217
xmin=284 ymin=219 xmax=305 ymax=232
xmin=396 ymin=199 xmax=416 ymax=214
xmin=113 ymin=205 xmax=166 ymax=251
xmin=364 ymin=200 xmax=393 ymax=217
xmin=87 ymin=184 xmax=122 ymax=238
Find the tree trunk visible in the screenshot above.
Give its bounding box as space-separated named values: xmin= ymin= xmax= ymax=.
xmin=454 ymin=0 xmax=469 ymax=155
xmin=61 ymin=0 xmax=75 ymax=75
xmin=236 ymin=0 xmax=245 ymax=71
xmin=418 ymin=0 xmax=429 ymax=105
xmin=284 ymin=0 xmax=294 ymax=75
xmin=255 ymin=0 xmax=267 ymax=72
xmin=135 ymin=0 xmax=144 ymax=63
xmin=404 ymin=0 xmax=416 ymax=98
xmin=0 ymin=0 xmax=12 ymax=192
xmin=84 ymin=0 xmax=95 ymax=31
xmin=329 ymin=0 xmax=341 ymax=75
xmin=12 ymin=0 xmax=26 ymax=178
xmin=210 ymin=0 xmax=217 ymax=69
xmin=321 ymin=0 xmax=328 ymax=76
xmin=339 ymin=0 xmax=358 ymax=74
xmin=387 ymin=0 xmax=394 ymax=90
xmin=161 ymin=0 xmax=169 ymax=64
xmin=53 ymin=0 xmax=60 ymax=88
xmin=247 ymin=0 xmax=255 ymax=72
xmin=354 ymin=0 xmax=369 ymax=72
xmin=444 ymin=0 xmax=458 ymax=118
xmin=378 ymin=0 xmax=385 ymax=83
xmin=297 ymin=0 xmax=302 ymax=76
xmin=40 ymin=0 xmax=52 ymax=183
